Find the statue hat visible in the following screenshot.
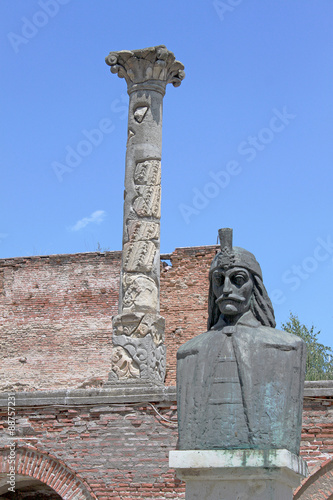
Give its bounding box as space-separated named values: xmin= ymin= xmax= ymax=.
xmin=210 ymin=228 xmax=262 ymax=279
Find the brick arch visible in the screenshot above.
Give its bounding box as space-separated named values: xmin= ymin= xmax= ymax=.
xmin=0 ymin=445 xmax=97 ymax=500
xmin=294 ymin=458 xmax=333 ymax=499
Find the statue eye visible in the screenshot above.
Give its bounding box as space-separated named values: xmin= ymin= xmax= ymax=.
xmin=213 ymin=273 xmax=224 ymax=286
xmin=232 ymin=274 xmax=247 ymax=286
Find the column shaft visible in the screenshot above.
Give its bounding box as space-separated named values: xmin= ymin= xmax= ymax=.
xmin=120 ymin=85 xmax=164 ymax=315
xmin=105 ymin=46 xmax=184 ymax=385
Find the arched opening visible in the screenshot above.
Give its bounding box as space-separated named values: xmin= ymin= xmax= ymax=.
xmin=0 ymin=474 xmax=61 ymax=498
xmin=294 ymin=458 xmax=333 ymax=499
xmin=0 ymin=446 xmax=97 ymax=500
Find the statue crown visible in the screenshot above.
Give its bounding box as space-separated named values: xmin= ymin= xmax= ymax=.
xmin=211 ymin=227 xmax=262 ymax=279
xmin=217 ymin=228 xmax=236 ymax=269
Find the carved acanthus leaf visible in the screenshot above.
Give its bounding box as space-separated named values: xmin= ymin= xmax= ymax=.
xmin=127 ymin=221 xmax=160 ymax=243
xmin=105 ymin=45 xmax=185 ymax=88
xmin=134 ymin=160 xmax=161 ymax=186
xmin=110 ymin=346 xmax=140 ymax=379
xmin=133 ymin=186 xmax=161 ymax=218
xmin=123 ymin=240 xmax=157 ymax=273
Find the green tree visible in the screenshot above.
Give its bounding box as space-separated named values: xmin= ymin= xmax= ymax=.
xmin=281 ymin=313 xmax=333 ymax=381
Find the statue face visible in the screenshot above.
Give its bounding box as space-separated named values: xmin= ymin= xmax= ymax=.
xmin=212 ymin=266 xmax=253 ymax=318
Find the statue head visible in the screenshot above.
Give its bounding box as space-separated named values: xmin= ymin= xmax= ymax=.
xmin=207 ymin=228 xmax=276 ymax=329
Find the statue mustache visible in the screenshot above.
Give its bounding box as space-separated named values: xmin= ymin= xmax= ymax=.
xmin=215 ymin=294 xmax=246 ymax=305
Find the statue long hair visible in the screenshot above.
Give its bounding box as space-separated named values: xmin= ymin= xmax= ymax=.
xmin=208 ymin=229 xmax=276 ymax=330
xmin=207 ymin=271 xmax=276 ymax=330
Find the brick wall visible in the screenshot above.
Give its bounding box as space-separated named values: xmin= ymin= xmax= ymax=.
xmin=0 ymin=398 xmax=184 ymax=499
xmin=1 ymin=247 xmax=333 ymax=499
xmin=0 ymin=390 xmax=333 ymax=499
xmin=0 ymin=251 xmax=119 ymax=392
xmin=301 ymin=395 xmax=333 ymax=471
xmin=0 ymin=246 xmax=217 ymax=391
xmin=161 ymin=246 xmax=216 ymax=386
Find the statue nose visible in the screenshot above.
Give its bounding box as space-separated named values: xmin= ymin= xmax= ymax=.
xmin=222 ymin=277 xmax=232 ymax=294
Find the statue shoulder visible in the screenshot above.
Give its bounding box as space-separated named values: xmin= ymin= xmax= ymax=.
xmin=177 ymin=329 xmax=216 ymax=360
xmin=251 ymin=325 xmax=306 ymax=349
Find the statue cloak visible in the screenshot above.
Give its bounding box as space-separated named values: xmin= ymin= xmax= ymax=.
xmin=176 ymin=311 xmax=306 ymax=455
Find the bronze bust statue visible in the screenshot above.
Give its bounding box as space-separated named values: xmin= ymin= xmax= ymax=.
xmin=176 ymin=228 xmax=306 ymax=455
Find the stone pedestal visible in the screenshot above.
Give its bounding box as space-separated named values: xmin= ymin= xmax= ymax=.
xmin=169 ymin=449 xmax=308 ymax=500
xmin=105 ymin=46 xmax=185 ymax=386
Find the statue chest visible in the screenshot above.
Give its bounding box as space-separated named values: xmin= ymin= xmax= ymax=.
xmin=203 ymin=334 xmax=250 ymax=448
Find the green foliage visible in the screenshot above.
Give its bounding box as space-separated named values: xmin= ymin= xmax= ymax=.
xmin=282 ymin=313 xmax=333 ymax=381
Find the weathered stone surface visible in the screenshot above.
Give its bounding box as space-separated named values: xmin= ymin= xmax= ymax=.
xmin=106 ymin=46 xmax=185 ymax=385
xmin=127 ymin=220 xmax=160 ymax=242
xmin=110 ymin=312 xmax=166 ymax=384
xmin=0 ymin=246 xmax=317 ymax=393
xmin=170 ymin=449 xmax=307 ymax=500
xmin=133 ymin=185 xmax=161 ymax=218
xmin=0 ymin=386 xmax=177 ymax=407
xmin=110 ymin=345 xmax=140 ymax=379
xmin=177 ymin=228 xmax=307 ymax=455
xmin=123 ymin=241 xmax=157 ymax=273
xmin=169 ymin=449 xmax=308 ymax=477
xmin=112 ymin=312 xmax=165 ymax=345
xmin=105 ymin=45 xmax=185 ymax=89
xmin=0 ymin=245 xmax=332 ymax=500
xmin=122 ymin=273 xmax=158 ymax=313
xmin=134 ymin=159 xmax=161 ymax=185
xmin=0 ymin=246 xmax=214 ymax=391
xmin=134 ymin=105 xmax=148 ymax=123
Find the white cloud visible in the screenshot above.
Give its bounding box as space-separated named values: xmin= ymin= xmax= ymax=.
xmin=70 ymin=210 xmax=106 ymax=232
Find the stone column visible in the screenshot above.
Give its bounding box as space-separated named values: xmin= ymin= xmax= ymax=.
xmin=105 ymin=46 xmax=185 ymax=386
xmin=169 ymin=449 xmax=308 ymax=500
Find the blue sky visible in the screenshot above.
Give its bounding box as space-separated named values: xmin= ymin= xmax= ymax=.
xmin=1 ymin=1 xmax=332 ymax=346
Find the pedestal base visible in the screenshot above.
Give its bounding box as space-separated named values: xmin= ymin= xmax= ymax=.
xmin=169 ymin=449 xmax=308 ymax=500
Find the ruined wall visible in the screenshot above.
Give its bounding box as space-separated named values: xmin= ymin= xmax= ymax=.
xmin=0 ymin=246 xmax=217 ymax=392
xmin=0 ymin=390 xmax=333 ymax=499
xmin=0 ymin=398 xmax=184 ymax=499
xmin=301 ymin=395 xmax=333 ymax=470
xmin=161 ymin=246 xmax=215 ymax=386
xmin=0 ymin=252 xmax=120 ymax=392
xmin=1 ymin=248 xmax=333 ymax=499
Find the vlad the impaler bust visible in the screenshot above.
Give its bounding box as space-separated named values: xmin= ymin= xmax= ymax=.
xmin=177 ymin=228 xmax=307 ymax=455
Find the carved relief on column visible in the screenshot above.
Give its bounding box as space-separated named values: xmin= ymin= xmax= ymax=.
xmin=134 ymin=159 xmax=161 ymax=185
xmin=110 ymin=346 xmax=140 ymax=379
xmin=122 ymin=274 xmax=158 ymax=313
xmin=133 ymin=186 xmax=161 ymax=218
xmin=109 ymin=313 xmax=166 ymax=383
xmin=123 ymin=242 xmax=157 ymax=273
xmin=105 ymin=45 xmax=185 ymax=386
xmin=127 ymin=220 xmax=160 ymax=242
xmin=123 ymin=220 xmax=160 ymax=273
xmin=134 ymin=106 xmax=148 ymax=123
xmin=122 ymin=158 xmax=161 ymax=301
xmin=132 ymin=159 xmax=161 ymax=221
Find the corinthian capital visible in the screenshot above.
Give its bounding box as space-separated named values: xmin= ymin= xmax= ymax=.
xmin=105 ymin=45 xmax=185 ymax=90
